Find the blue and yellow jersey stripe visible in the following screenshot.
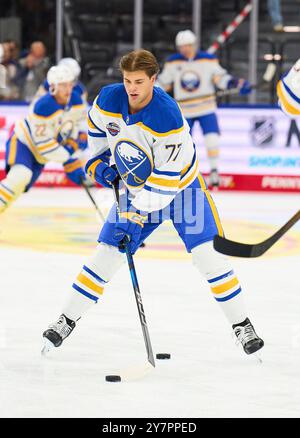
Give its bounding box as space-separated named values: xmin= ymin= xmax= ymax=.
xmin=0 ymin=182 xmax=15 ymax=203
xmin=277 ymin=79 xmax=300 ymax=116
xmin=7 ymin=134 xmax=18 ymax=166
xmin=17 ymin=121 xmax=47 ymax=164
xmin=208 ymin=270 xmax=242 ymax=302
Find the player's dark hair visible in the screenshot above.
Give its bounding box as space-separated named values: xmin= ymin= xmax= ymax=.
xmin=119 ymin=49 xmax=160 ymax=78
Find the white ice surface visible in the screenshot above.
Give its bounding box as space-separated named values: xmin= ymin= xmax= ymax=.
xmin=0 ymin=188 xmax=300 ymax=418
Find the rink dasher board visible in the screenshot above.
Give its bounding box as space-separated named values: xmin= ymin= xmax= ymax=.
xmin=1 ymin=168 xmax=300 ymax=192
xmin=1 ymin=104 xmax=300 ymax=191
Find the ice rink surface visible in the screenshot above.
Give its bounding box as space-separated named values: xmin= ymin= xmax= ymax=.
xmin=0 ymin=187 xmax=300 ymax=418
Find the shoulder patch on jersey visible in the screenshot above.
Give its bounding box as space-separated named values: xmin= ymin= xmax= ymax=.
xmin=140 ymin=87 xmax=184 ymax=136
xmin=33 ymin=94 xmax=62 ymax=118
xmin=166 ymin=53 xmax=186 ymax=62
xmin=96 ymin=83 xmax=125 ymax=115
xmin=194 ymin=51 xmax=217 ymax=61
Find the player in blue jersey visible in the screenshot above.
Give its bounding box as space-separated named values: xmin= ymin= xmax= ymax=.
xmin=43 ymin=50 xmax=263 ymax=357
xmin=0 ymin=65 xmax=86 ymax=213
xmin=159 ymin=30 xmax=252 ymax=188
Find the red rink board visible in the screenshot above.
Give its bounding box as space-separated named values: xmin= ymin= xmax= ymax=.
xmin=212 ymin=173 xmax=300 ymax=192
xmin=0 ymin=168 xmax=300 ymax=192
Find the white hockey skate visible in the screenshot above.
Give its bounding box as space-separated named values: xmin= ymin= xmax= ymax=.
xmin=233 ymin=318 xmax=264 ymax=361
xmin=42 ymin=314 xmax=76 ymax=355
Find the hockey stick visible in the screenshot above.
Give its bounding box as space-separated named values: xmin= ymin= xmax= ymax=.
xmin=81 ymin=181 xmax=106 ymax=223
xmin=213 ymin=209 xmax=300 ymax=258
xmin=177 ymin=62 xmax=277 ymax=103
xmin=112 ymin=179 xmax=156 ymax=368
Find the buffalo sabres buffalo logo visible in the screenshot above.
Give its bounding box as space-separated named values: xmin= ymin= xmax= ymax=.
xmin=114 ymin=139 xmax=153 ymax=187
xmin=180 ymin=70 xmax=200 ymax=92
xmin=106 ymin=122 xmax=120 ymax=136
xmin=56 ymin=120 xmax=74 ymax=144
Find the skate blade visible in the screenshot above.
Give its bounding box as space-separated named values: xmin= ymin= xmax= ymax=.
xmin=41 ymin=339 xmax=55 ymax=356
xmin=253 ymin=350 xmax=263 ymax=364
xmin=233 ymin=336 xmax=263 ymax=364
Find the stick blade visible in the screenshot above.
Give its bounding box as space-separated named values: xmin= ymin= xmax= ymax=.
xmin=213 ymin=235 xmax=266 ymax=258
xmin=214 ymin=210 xmax=300 ymax=258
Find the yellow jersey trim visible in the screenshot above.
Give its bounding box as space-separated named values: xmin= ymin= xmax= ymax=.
xmin=96 ymin=104 xmax=122 ymax=118
xmin=8 ymin=134 xmax=17 ymax=166
xmin=204 ymin=190 xmax=224 ymax=237
xmin=148 ymin=175 xmax=180 ymax=188
xmin=179 ymin=160 xmax=199 ymax=189
xmin=277 ymin=80 xmax=300 ymax=115
xmin=0 ymin=187 xmax=13 ymax=202
xmin=38 ymin=140 xmax=58 ymax=152
xmin=19 ymin=122 xmax=46 ymax=164
xmin=30 ymin=109 xmax=63 ymax=120
xmin=86 ymin=159 xmax=102 ymax=180
xmin=137 ymin=122 xmax=184 ymax=137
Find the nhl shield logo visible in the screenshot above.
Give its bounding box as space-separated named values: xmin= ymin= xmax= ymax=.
xmin=251 ymin=117 xmax=274 ymax=147
xmin=106 ymin=122 xmax=120 ymax=136
xmin=114 ymin=140 xmax=153 ymax=187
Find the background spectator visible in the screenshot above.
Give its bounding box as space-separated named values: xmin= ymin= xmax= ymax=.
xmin=267 ymin=0 xmax=283 ymax=32
xmin=0 ymin=40 xmax=21 ymax=100
xmin=17 ymin=41 xmax=50 ymax=102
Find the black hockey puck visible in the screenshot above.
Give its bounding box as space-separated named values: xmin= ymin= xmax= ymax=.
xmin=156 ymin=353 xmax=171 ymax=360
xmin=105 ymin=375 xmax=121 ymax=382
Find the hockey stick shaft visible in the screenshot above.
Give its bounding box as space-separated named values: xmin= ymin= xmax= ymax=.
xmin=112 ymin=180 xmax=155 ymax=368
xmin=214 ymin=209 xmax=300 ymax=258
xmin=178 ymin=80 xmax=263 ymax=103
xmin=81 ymin=181 xmax=106 ymax=222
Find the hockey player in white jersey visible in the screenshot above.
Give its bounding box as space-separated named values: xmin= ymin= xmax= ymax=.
xmin=34 ymin=57 xmax=88 ymax=103
xmin=33 ymin=58 xmax=89 ymax=151
xmin=0 ymin=65 xmax=86 ymax=213
xmin=277 ymin=58 xmax=300 ymax=117
xmin=158 ymin=30 xmax=251 ymax=188
xmin=43 ymin=49 xmax=263 ymax=357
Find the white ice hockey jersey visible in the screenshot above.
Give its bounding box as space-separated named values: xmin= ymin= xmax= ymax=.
xmin=87 ymin=83 xmax=199 ymax=213
xmin=277 ymin=59 xmax=300 ymax=117
xmin=14 ymin=90 xmax=86 ymax=164
xmin=158 ymin=51 xmax=233 ymax=118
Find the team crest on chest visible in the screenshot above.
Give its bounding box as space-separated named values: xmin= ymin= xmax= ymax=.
xmin=106 ymin=122 xmax=120 ymax=136
xmin=56 ymin=119 xmax=74 ymax=143
xmin=114 ymin=139 xmax=153 ymax=187
xmin=180 ymin=70 xmax=200 ymax=92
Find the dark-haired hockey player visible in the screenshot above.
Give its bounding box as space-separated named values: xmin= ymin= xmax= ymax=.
xmin=43 ymin=49 xmax=263 ymax=357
